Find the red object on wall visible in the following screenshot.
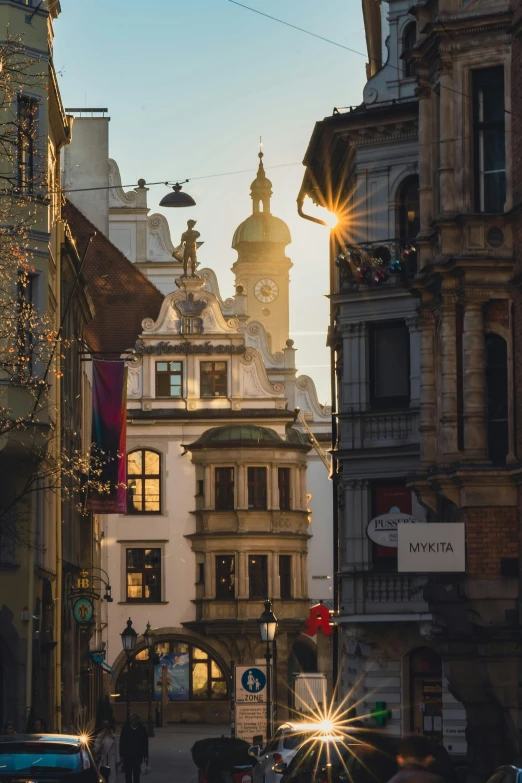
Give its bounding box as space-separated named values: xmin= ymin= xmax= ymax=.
xmin=303 ymin=604 xmax=332 ymax=637
xmin=374 ymin=484 xmax=412 ymax=558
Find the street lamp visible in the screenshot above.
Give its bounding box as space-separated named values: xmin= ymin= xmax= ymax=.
xmin=121 ymin=618 xmax=137 ymax=722
xmin=159 ymin=181 xmax=196 ymax=208
xmin=258 ymin=599 xmax=278 ymax=743
xmin=143 ymin=622 xmax=155 ymax=738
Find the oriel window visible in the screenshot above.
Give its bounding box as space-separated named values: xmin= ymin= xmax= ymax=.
xmin=249 ymin=555 xmax=268 ymax=599
xmin=473 ymin=66 xmax=506 ymax=213
xmin=248 ymin=467 xmax=267 ymax=510
xmin=278 ymin=468 xmax=291 ymax=510
xmin=126 ymin=547 xmax=161 ymax=602
xmin=279 ymin=555 xmax=292 ymax=599
xmin=215 ymin=467 xmax=234 ymax=510
xmin=127 ymin=449 xmax=161 ymax=513
xmin=200 ymin=361 xmax=228 ymax=397
xmin=215 ymin=555 xmax=235 ymax=599
xmin=156 ymin=361 xmax=183 ymax=397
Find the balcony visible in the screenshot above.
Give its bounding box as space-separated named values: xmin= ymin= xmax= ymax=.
xmin=336 ymin=239 xmax=417 ymax=292
xmin=339 ymin=572 xmax=429 ymax=618
xmin=339 ymin=408 xmax=419 ymax=450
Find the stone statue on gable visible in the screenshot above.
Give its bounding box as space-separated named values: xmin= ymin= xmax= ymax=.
xmin=174 ymin=219 xmax=201 ymax=278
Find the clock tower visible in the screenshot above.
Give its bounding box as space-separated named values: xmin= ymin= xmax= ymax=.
xmin=231 ymin=152 xmax=292 ymax=354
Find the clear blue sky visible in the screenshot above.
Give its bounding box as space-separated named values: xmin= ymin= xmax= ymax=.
xmin=54 ymin=0 xmax=367 ymax=403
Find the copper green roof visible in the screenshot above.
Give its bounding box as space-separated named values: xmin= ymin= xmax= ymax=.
xmin=232 ymin=212 xmax=291 ymax=248
xmin=188 ymin=424 xmax=309 ymax=450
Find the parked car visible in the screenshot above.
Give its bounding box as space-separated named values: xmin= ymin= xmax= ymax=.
xmin=485 ymin=766 xmax=522 ymax=783
xmin=277 ymin=731 xmax=458 ymax=783
xmin=0 ymin=735 xmax=110 ymax=783
xmin=252 ymin=723 xmax=315 ymax=783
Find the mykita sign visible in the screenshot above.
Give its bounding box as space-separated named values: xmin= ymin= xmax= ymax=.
xmin=398 ymin=523 xmax=465 ymax=572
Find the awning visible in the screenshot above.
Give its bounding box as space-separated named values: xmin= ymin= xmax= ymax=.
xmin=90 ymin=653 xmax=116 ymax=679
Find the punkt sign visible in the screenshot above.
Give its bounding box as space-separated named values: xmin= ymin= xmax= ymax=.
xmin=366 ymin=513 xmax=424 ymax=547
xmin=398 ymin=523 xmax=465 ymax=572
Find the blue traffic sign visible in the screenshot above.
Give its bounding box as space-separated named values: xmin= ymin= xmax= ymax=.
xmin=241 ymin=667 xmax=266 ymax=694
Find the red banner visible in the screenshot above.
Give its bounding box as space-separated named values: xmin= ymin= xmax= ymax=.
xmin=86 ymin=360 xmax=127 ymax=514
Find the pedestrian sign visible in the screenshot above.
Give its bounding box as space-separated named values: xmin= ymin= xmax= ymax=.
xmin=235 ymin=664 xmax=267 ymax=703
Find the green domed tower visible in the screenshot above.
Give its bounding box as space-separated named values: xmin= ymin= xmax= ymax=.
xmin=232 ymin=152 xmax=292 ymax=353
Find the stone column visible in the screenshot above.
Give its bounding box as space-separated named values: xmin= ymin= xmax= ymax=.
xmin=271 ymin=552 xmax=280 ymax=599
xmin=439 ymin=60 xmax=455 ymax=215
xmin=237 ymin=552 xmax=248 ymax=599
xmin=416 ymin=81 xmax=434 ymax=270
xmin=439 ymin=295 xmax=459 ymax=459
xmin=204 ymin=553 xmax=213 ymax=598
xmin=462 ymin=298 xmax=488 ymax=458
xmin=301 ymin=553 xmax=308 ymax=599
xmin=204 ymin=465 xmax=212 ymax=509
xmin=299 ymin=468 xmax=307 ymax=510
xmin=237 ymin=464 xmax=246 ymax=509
xmin=418 ymin=310 xmax=437 ymax=465
xmin=406 ymin=315 xmax=421 ymax=408
xmin=270 ymin=465 xmax=279 ymax=509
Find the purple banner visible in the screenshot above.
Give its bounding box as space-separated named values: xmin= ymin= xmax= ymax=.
xmin=86 ymin=360 xmax=127 ymax=514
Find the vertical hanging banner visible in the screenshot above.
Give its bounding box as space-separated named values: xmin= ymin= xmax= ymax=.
xmin=86 ymin=359 xmax=127 ymax=514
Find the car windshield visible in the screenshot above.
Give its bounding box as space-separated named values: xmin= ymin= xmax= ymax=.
xmin=0 ymin=743 xmax=83 ymax=774
xmin=283 ymin=733 xmax=308 ymax=751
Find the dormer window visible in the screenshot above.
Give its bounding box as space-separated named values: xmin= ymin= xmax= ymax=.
xmin=402 ymin=22 xmax=417 ymax=79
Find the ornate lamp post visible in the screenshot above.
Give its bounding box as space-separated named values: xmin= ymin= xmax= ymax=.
xmin=120 ymin=618 xmax=137 ymax=722
xmin=143 ymin=621 xmax=156 ymax=737
xmin=258 ymin=599 xmax=278 ymax=743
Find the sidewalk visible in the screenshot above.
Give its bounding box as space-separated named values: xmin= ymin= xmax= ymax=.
xmin=121 ymin=725 xmax=231 ymax=783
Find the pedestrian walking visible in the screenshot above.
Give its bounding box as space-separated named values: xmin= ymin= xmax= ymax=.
xmin=119 ymin=714 xmax=148 ymax=783
xmin=34 ymin=717 xmax=48 ymax=733
xmin=94 ymin=720 xmax=118 ymax=781
xmin=386 ymin=735 xmax=446 ymax=783
xmin=2 ymin=722 xmax=16 ymax=736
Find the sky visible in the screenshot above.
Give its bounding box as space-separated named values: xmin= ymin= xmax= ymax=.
xmin=54 ymin=0 xmax=368 ymax=403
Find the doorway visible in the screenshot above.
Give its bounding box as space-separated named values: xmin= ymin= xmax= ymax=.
xmin=409 ymin=647 xmax=443 ymax=740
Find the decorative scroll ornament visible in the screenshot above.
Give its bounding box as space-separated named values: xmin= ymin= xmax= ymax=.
xmin=335 ymin=239 xmax=418 ymax=286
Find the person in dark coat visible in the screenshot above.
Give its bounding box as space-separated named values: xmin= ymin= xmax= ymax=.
xmin=119 ymin=713 xmax=148 ymax=783
xmin=386 ymin=735 xmax=446 ymax=783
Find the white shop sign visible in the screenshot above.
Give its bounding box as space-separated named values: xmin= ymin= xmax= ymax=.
xmin=398 ymin=523 xmax=465 ymax=572
xmin=367 ymin=513 xmax=424 ymax=547
xmin=234 ymin=703 xmax=267 ymax=744
xmin=235 ymin=665 xmax=267 ymax=703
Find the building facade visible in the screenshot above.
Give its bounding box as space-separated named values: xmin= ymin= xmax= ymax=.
xmin=63 ymin=119 xmax=334 ymax=730
xmin=299 ymin=0 xmax=467 ymax=757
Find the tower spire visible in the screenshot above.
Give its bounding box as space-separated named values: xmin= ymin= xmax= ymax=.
xmin=250 ymin=142 xmax=272 ymax=215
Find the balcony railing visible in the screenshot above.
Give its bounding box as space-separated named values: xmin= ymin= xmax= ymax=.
xmin=340 ymin=409 xmax=419 ymax=449
xmin=336 ymin=239 xmax=417 ymax=290
xmin=340 ymin=572 xmax=429 ymax=616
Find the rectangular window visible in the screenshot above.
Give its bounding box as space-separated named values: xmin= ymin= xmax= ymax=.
xmin=17 ymin=96 xmax=37 ymax=193
xmin=249 ymin=555 xmax=268 ymax=599
xmin=215 ymin=555 xmax=235 ymax=599
xmin=200 ymin=361 xmax=228 ymax=397
xmin=279 ymin=555 xmax=292 ymax=599
xmin=126 ymin=547 xmax=161 ymax=602
xmin=370 ymin=322 xmax=410 ymax=409
xmin=215 ymin=467 xmax=234 ymax=510
xmin=247 ymin=467 xmax=267 ymax=510
xmin=473 ymin=66 xmax=506 ymax=213
xmin=156 ymin=361 xmax=183 ymax=398
xmin=17 ymin=271 xmax=34 ymax=371
xmin=278 ymin=468 xmax=291 ymax=510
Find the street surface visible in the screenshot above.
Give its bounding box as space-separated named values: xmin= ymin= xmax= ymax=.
xmin=115 ymin=725 xmax=230 ymax=783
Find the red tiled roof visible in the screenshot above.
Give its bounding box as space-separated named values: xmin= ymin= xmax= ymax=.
xmin=63 ymin=201 xmax=164 ymax=354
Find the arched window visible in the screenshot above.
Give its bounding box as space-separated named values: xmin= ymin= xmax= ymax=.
xmin=117 ymin=641 xmax=228 ymax=702
xmin=126 ymin=449 xmax=161 ymax=514
xmin=485 ymin=334 xmax=508 ymax=465
xmin=402 ymin=22 xmax=418 ymax=79
xmin=397 ymin=176 xmax=420 ymax=242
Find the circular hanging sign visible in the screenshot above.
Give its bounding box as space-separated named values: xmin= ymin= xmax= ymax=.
xmin=73 ymin=597 xmax=94 ymax=625
xmin=366 ymin=513 xmax=424 ymax=548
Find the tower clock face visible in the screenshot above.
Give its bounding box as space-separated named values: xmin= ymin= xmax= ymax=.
xmin=254 ymin=279 xmax=279 ymax=303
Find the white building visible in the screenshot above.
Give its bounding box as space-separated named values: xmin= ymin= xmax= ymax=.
xmin=63 ymin=123 xmax=333 ymax=726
